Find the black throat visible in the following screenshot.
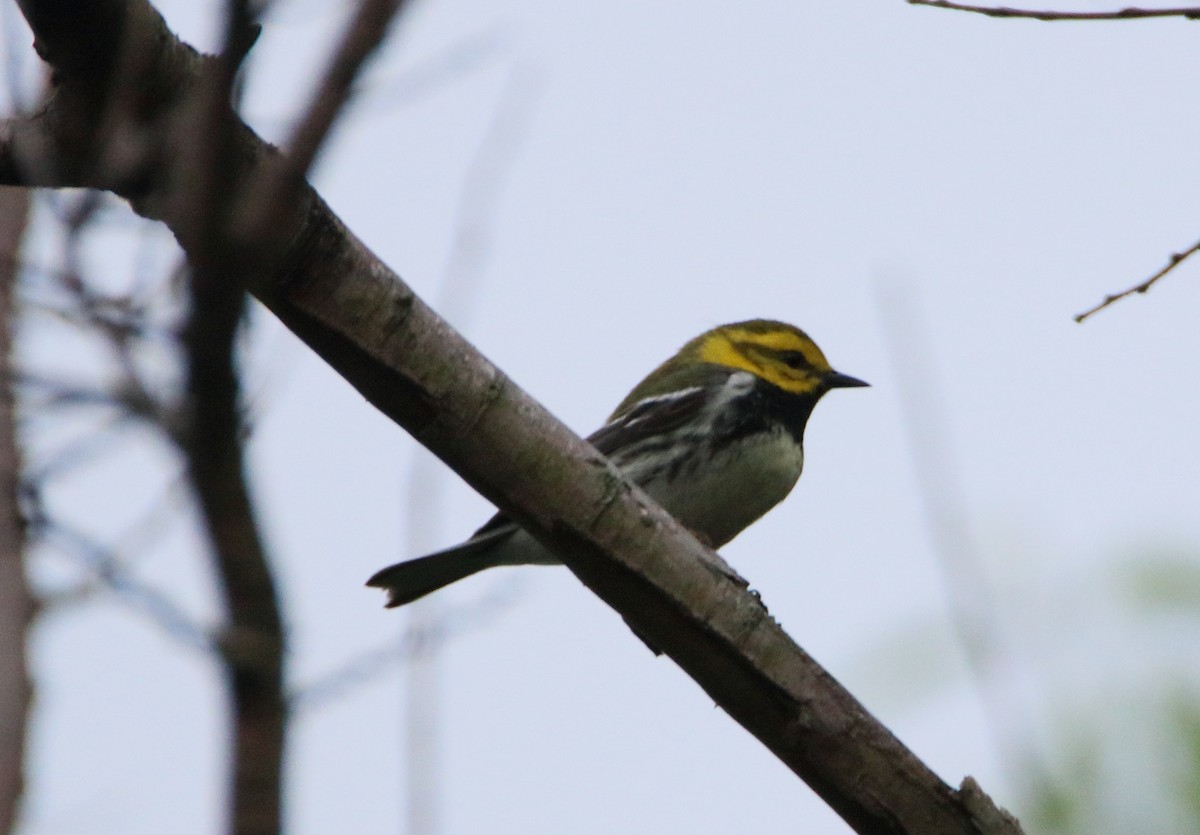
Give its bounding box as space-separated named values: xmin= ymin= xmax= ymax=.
xmin=713 ymin=378 xmax=822 ymax=449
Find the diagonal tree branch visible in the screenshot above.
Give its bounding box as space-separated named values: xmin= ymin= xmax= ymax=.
xmin=0 ymin=3 xmax=1023 ymax=832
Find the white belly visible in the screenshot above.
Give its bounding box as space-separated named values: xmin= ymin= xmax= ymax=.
xmin=642 ymin=429 xmax=804 ymax=547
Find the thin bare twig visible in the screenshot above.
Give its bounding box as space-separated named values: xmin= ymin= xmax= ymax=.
xmin=14 ymin=209 xmax=181 ymax=437
xmin=21 ymin=413 xmax=146 ymax=485
xmin=35 ymin=517 xmax=212 ymax=653
xmin=16 ymin=374 xmax=122 ymax=412
xmin=45 ymin=192 xmax=177 ymax=431
xmin=908 ymin=0 xmax=1200 ymax=19
xmin=1075 ymin=237 xmax=1200 ymax=322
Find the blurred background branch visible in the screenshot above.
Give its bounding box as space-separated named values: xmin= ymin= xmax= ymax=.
xmin=877 ymin=282 xmax=1051 ymax=789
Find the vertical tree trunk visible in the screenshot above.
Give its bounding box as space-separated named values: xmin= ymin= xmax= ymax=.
xmin=0 ymin=186 xmax=32 ymax=835
xmin=183 ymin=268 xmax=285 ymax=835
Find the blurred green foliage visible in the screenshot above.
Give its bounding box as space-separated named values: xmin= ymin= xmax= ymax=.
xmin=1022 ymin=548 xmax=1200 ymax=835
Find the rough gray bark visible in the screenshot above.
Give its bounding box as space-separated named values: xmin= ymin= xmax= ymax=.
xmin=0 ymin=3 xmax=1023 ymax=832
xmin=0 ymin=186 xmax=32 ymax=835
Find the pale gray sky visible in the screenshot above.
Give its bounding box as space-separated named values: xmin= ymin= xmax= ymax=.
xmin=12 ymin=1 xmax=1200 ymax=833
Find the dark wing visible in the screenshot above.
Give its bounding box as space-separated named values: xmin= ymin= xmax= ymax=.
xmin=457 ymin=385 xmax=711 ymax=539
xmin=585 ymin=386 xmax=709 ymax=458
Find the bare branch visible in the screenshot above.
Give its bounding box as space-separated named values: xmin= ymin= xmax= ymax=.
xmin=1074 ymin=237 xmax=1200 ymax=322
xmin=12 ymin=211 xmax=183 ymax=441
xmin=908 ymin=0 xmax=1200 ymax=20
xmin=22 ymin=413 xmax=147 ymax=485
xmin=35 ymin=517 xmax=213 ymax=653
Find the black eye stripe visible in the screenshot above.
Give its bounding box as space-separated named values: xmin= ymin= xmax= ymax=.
xmin=733 ymin=341 xmax=816 ymax=374
xmin=778 ymin=350 xmax=811 ymax=370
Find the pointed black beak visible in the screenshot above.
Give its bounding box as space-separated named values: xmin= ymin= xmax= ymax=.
xmin=824 ymin=370 xmax=870 ymax=389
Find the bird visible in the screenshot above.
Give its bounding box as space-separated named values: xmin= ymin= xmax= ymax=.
xmin=367 ymin=319 xmax=867 ymax=607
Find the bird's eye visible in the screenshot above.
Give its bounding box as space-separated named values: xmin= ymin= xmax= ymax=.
xmin=779 ymin=350 xmax=810 ymax=370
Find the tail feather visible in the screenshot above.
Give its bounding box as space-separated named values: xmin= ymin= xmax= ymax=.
xmin=367 ymin=527 xmax=519 ymax=608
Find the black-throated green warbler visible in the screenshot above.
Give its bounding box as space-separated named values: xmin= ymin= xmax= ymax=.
xmin=368 ymin=319 xmax=867 ymax=607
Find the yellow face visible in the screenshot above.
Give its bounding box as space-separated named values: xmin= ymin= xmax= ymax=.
xmin=694 ymin=321 xmax=833 ymax=395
